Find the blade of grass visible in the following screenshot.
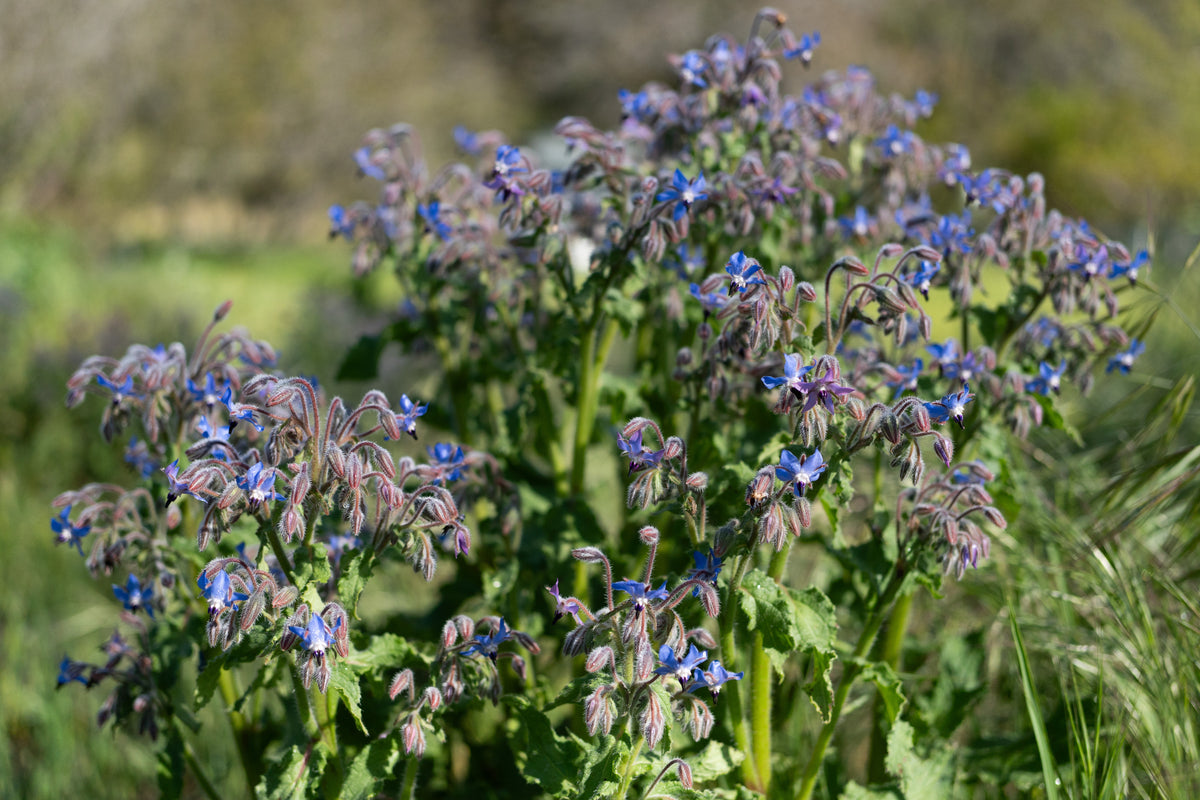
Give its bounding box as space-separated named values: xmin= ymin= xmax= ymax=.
xmin=1008 ymin=603 xmax=1061 ymax=800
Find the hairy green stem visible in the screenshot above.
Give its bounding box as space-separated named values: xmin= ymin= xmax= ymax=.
xmin=177 ymin=720 xmax=224 ymax=800
xmin=570 ymin=317 xmax=619 ymax=495
xmin=718 ymin=551 xmax=761 ymax=789
xmin=613 ymin=735 xmax=646 ymax=800
xmin=867 ymin=589 xmax=914 ymax=782
xmin=399 ymin=757 xmax=420 ymax=799
xmin=796 ymin=564 xmax=907 ymax=800
xmin=217 ymin=667 xmax=257 ymax=791
xmin=750 ymin=539 xmax=793 ymax=792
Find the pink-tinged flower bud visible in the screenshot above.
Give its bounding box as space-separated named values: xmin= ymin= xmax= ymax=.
xmin=795 ymin=280 xmax=818 ymax=303
xmin=622 ymin=417 xmax=652 ymax=438
xmin=389 ymin=669 xmax=414 ymax=701
xmin=165 ymin=503 xmax=182 ymax=530
xmin=875 ymin=286 xmax=909 ymax=314
xmin=640 ymin=693 xmax=666 ymax=750
xmin=572 ymin=546 xmax=607 ymax=563
xmin=272 ymin=585 xmax=299 ymax=608
xmin=911 ymin=403 xmax=932 ymax=433
xmin=677 ymin=759 xmax=694 ymax=788
xmin=982 ymin=506 xmax=1007 ymax=529
xmin=675 ymin=347 xmax=693 ymax=367
xmin=795 ymin=495 xmax=813 ymax=529
xmin=240 ymin=591 xmax=266 ymax=631
xmin=932 ymin=433 xmax=954 ymax=467
xmin=441 ymin=620 xmax=459 ymax=649
xmin=563 ymin=625 xmax=591 ymax=656
xmin=279 ymin=505 xmax=303 ymax=543
xmin=912 ymin=245 xmax=943 ymax=263
xmin=696 ymin=583 xmax=720 ymax=618
xmin=634 ymin=637 xmax=655 ymax=682
xmin=663 ymin=436 xmax=683 ymax=460
xmin=943 ymin=515 xmax=960 ymax=546
xmin=584 ymin=687 xmax=615 ymax=736
xmin=315 ymin=660 xmax=332 ymax=694
xmin=424 ymin=687 xmax=442 ymax=711
xmin=688 ymin=627 xmax=718 ymax=649
xmin=835 ymin=255 xmax=870 ymax=275
xmin=639 ymin=526 xmax=660 ymax=546
xmin=746 ymin=467 xmax=775 ymax=509
xmin=687 ymin=697 xmax=715 ymax=740
xmin=512 ymin=631 xmax=540 ymax=655
xmin=402 ymin=717 xmax=426 ymax=758
xmin=685 ymin=471 xmax=708 ymax=492
xmin=585 ymin=646 xmax=614 ymax=674
xmin=213 ymin=300 xmax=234 ymax=321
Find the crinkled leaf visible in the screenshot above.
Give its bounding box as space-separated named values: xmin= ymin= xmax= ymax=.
xmin=885 ymin=719 xmax=957 ymax=800
xmin=341 ymin=733 xmax=400 ymax=800
xmin=504 ymin=696 xmax=588 ymax=797
xmin=257 ymin=744 xmax=324 ymax=800
xmin=857 ymin=658 xmax=907 ymax=724
xmin=687 ymin=740 xmax=746 ymax=783
xmin=336 ymin=549 xmax=374 ymax=619
xmin=293 ymin=543 xmax=332 ymax=589
xmin=329 ymin=659 xmax=367 ymax=735
xmin=805 ymin=648 xmax=835 ymax=722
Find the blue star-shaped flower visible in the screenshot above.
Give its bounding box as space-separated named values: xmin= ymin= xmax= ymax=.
xmin=725 ymin=251 xmax=766 ymax=294
xmin=187 ymin=373 xmax=226 ymax=409
xmin=776 ymin=449 xmax=828 ymax=497
xmin=1106 ymin=340 xmax=1145 ymax=374
xmin=783 ymin=31 xmax=821 ymax=65
xmin=678 ymin=51 xmax=708 ymax=88
xmin=687 ymin=549 xmax=722 ymax=597
xmin=654 ymin=643 xmax=708 ymax=684
xmin=926 ymin=382 xmax=975 ymax=428
xmin=289 ymin=614 xmax=340 ymax=658
xmin=51 ymin=506 xmax=90 ymax=556
xmin=426 ymin=443 xmax=467 ymax=484
xmin=417 ymin=201 xmax=451 ymax=241
xmin=761 ymin=353 xmax=814 ymax=396
xmin=692 ymin=660 xmax=743 ymax=696
xmin=1027 ymin=360 xmax=1067 ymax=396
xmin=394 ymin=394 xmax=428 ymax=440
xmin=163 ymin=459 xmax=206 ymax=505
xmin=617 ymin=430 xmax=665 ymax=475
xmin=113 ymin=574 xmax=154 ymax=618
xmin=219 ymin=386 xmax=264 ymax=432
xmin=903 ymin=260 xmax=940 ymax=300
xmin=657 ymin=170 xmax=708 ymax=222
xmin=198 ymin=570 xmax=249 ymax=615
xmin=461 ymin=618 xmax=511 ymax=661
xmin=689 ymin=282 xmax=728 ymax=315
xmin=236 ymin=462 xmax=285 ymax=509
xmin=612 ymin=579 xmax=669 ymax=614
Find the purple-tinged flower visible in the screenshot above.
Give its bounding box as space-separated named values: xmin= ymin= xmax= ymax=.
xmin=219 ymin=386 xmax=263 ymax=432
xmin=725 ymin=251 xmax=766 ymax=294
xmin=96 ymin=374 xmax=139 ymax=406
xmin=289 ymin=614 xmax=340 ymax=659
xmin=198 ymin=570 xmax=248 ymax=615
xmin=692 ymin=660 xmax=743 ymax=697
xmin=394 ymin=394 xmax=428 ymax=440
xmin=617 ymin=430 xmax=665 ymax=475
xmin=903 ymin=260 xmax=940 ymax=300
xmin=875 ymin=124 xmax=914 ymax=157
xmin=125 ymin=437 xmax=156 ymax=478
xmin=761 ymin=353 xmax=814 ymax=397
xmin=654 ymin=643 xmax=707 ymax=684
xmin=1026 ymin=316 xmax=1060 ymax=348
xmin=665 ymin=244 xmax=706 ymax=279
xmin=1109 ymin=250 xmax=1149 ymax=284
xmin=689 ymin=283 xmax=728 ymax=315
xmin=678 ymin=51 xmax=708 ymax=88
xmin=796 ymin=374 xmax=856 ymax=414
xmin=1067 ymin=244 xmax=1110 ymax=280
xmin=51 ymin=506 xmax=90 ymax=556
xmin=618 ymin=89 xmax=654 ymax=122
xmin=236 ymin=462 xmax=285 ymax=509
xmin=926 ymin=340 xmax=959 ymax=374
xmin=612 ymin=579 xmax=669 ymax=613
xmin=354 ymin=146 xmax=386 ymax=180
xmin=196 ymin=415 xmax=231 ymax=445
xmin=461 ymin=618 xmax=511 ymax=661
xmin=187 ymin=373 xmax=226 ymax=409
xmin=1027 ymin=360 xmax=1067 ymax=396
xmin=939 ymin=144 xmax=972 ymax=185
xmin=546 ymin=580 xmax=584 ymax=624
xmin=926 ymin=383 xmax=975 ymax=428
xmin=961 ymin=169 xmax=1014 ymax=214
xmin=839 ymin=206 xmax=873 ymax=239
xmin=1106 ymin=340 xmax=1145 ymax=374
xmin=888 ymin=358 xmax=925 ymax=398
xmin=453 ymin=125 xmax=482 ymax=155
xmin=417 ymin=201 xmax=451 ymax=241
xmin=328 ymin=204 xmax=355 ymax=240
xmin=776 ymin=448 xmax=828 ymax=497
xmin=657 ymin=170 xmax=708 ymax=222
xmin=927 ymin=212 xmax=974 ymax=255
xmin=784 ymin=31 xmax=821 ymax=65
xmin=687 ymin=549 xmax=722 ymax=597
xmin=57 ymin=656 xmax=88 ymax=687
xmin=113 ymin=574 xmax=154 ymax=617
xmin=484 ymin=145 xmax=528 ymax=200
xmin=913 ymin=89 xmax=938 ymax=117
xmin=163 ymin=459 xmax=206 ymax=505
xmin=426 ymin=443 xmax=467 ymax=484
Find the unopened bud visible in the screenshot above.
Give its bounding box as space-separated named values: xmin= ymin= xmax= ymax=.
xmin=677 ymin=760 xmax=694 ymax=788
xmin=213 ymin=300 xmax=234 ymax=322
xmin=572 ymin=546 xmax=607 ymax=563
xmin=640 ymin=693 xmax=666 ymax=750
xmin=663 ymin=436 xmax=683 ymax=460
xmin=685 ymin=471 xmax=708 ymax=492
xmin=639 ymin=526 xmax=660 ymax=545
xmin=676 ymin=347 xmax=693 ymax=367
xmin=796 ymin=280 xmax=817 ymax=302
xmin=835 ymin=255 xmax=869 ymax=275
xmin=688 ymin=628 xmax=718 ymax=649
xmin=778 ymin=265 xmax=795 ymax=293
xmin=389 ymin=669 xmax=414 ymax=701
xmin=586 ymin=646 xmax=615 ymax=674
xmin=402 ymin=717 xmax=426 ymax=757
xmin=982 ymin=506 xmax=1007 ymax=529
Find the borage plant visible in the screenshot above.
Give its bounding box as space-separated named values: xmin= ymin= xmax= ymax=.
xmin=56 ymin=7 xmax=1154 ymax=799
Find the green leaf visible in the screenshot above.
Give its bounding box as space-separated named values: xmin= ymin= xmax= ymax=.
xmin=329 ymin=660 xmax=367 ymax=735
xmin=884 ymin=719 xmax=957 ymax=800
xmin=349 ymin=632 xmax=428 ymax=672
xmin=1030 ymin=392 xmax=1083 ymax=445
xmin=482 ymin=558 xmax=520 ymax=607
xmin=504 ymin=696 xmax=588 ymax=797
xmin=341 ymin=734 xmax=400 ymax=800
xmin=156 ymin=725 xmax=185 ymax=800
xmin=337 ymin=549 xmax=374 ymax=619
xmin=857 ymin=659 xmax=907 ymax=724
xmin=293 ymin=543 xmax=332 ymax=589
xmin=256 ymin=745 xmax=313 ymax=800
xmin=740 ymin=571 xmax=838 ymax=716
xmin=687 ymin=740 xmax=746 ymax=783
xmin=842 ymin=782 xmax=903 ymax=799
xmin=337 ymin=333 xmax=387 ymax=381
xmin=1009 ymin=608 xmax=1061 ymax=800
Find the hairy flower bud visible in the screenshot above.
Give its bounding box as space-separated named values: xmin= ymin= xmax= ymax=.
xmin=685 ymin=471 xmax=708 ymax=492
xmin=572 ymin=546 xmax=607 ymax=563
xmin=389 ymin=669 xmax=414 ymax=701
xmin=640 ymin=693 xmax=666 ymax=750
xmin=639 ymin=526 xmax=660 ymax=545
xmin=688 ymin=627 xmax=718 ymax=649
xmin=402 ymin=717 xmax=426 ymax=758
xmin=586 ymin=646 xmax=615 ymax=674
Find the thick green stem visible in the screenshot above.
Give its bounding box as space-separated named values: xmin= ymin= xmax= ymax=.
xmin=750 ymin=540 xmax=792 ymax=793
xmin=177 ymin=721 xmax=224 ymax=800
xmin=217 ymin=667 xmax=257 ymax=791
xmin=796 ymin=564 xmax=907 ymax=800
xmin=570 ymin=317 xmax=619 ymax=495
xmin=718 ymin=552 xmax=761 ymax=789
xmin=867 ymin=589 xmax=914 ymax=782
xmin=399 ymin=757 xmax=420 ymax=799
xmin=613 ymin=735 xmax=646 ymax=800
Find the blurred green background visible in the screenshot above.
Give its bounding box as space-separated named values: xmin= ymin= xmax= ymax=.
xmin=2 ymin=1 xmax=1198 ymax=796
